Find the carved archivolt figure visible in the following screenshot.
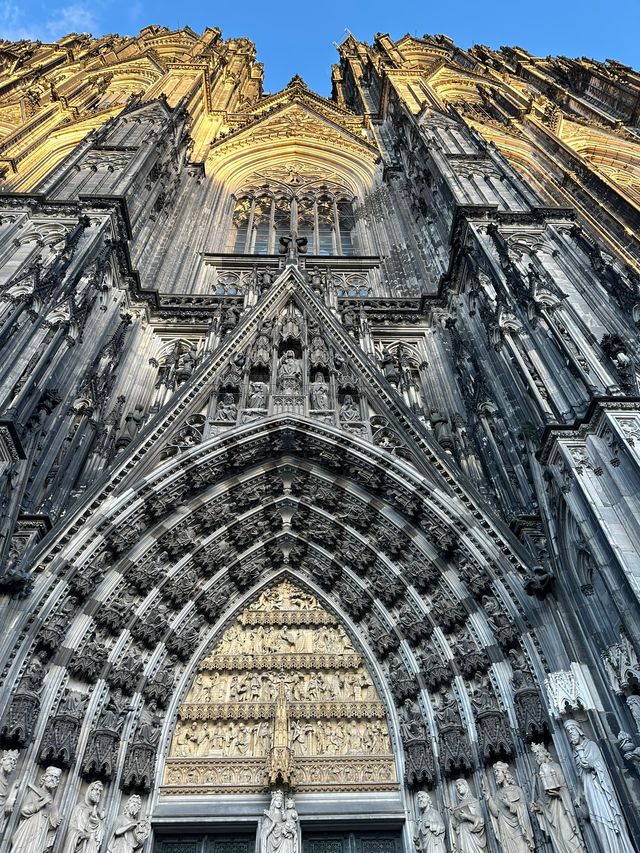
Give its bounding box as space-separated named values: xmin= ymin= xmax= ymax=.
xmin=260 ymin=791 xmax=300 ymax=853
xmin=530 ymin=743 xmax=585 ymax=853
xmin=414 ymin=791 xmax=446 ymax=853
xmin=564 ymin=720 xmax=635 ymax=853
xmin=10 ymin=767 xmax=62 ymax=853
xmin=487 ymin=762 xmax=534 ymax=852
xmin=62 ymin=781 xmax=105 ymax=853
xmin=107 ymin=795 xmax=150 ymax=853
xmin=450 ymin=778 xmax=487 ymax=853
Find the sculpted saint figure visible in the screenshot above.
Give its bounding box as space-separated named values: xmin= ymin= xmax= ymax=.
xmin=564 ymin=720 xmax=635 ymax=853
xmin=260 ymin=791 xmax=300 ymax=853
xmin=1 ymin=749 xmax=19 ymax=822
xmin=450 ymin=779 xmax=486 ymax=853
xmin=530 ymin=743 xmax=585 ymax=853
xmin=248 ymin=382 xmax=267 ymax=408
xmin=339 ymin=395 xmax=359 ymax=422
xmin=11 ymin=767 xmax=62 ymax=853
xmin=216 ymin=393 xmax=237 ymax=422
xmin=62 ymin=781 xmax=105 ymax=853
xmin=414 ymin=791 xmax=446 ymax=853
xmin=310 ymin=373 xmax=330 ymax=410
xmin=487 ymin=762 xmax=534 ymax=852
xmin=107 ymin=795 xmax=150 ymax=853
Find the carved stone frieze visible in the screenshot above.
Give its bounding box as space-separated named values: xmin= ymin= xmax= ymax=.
xmin=162 ymin=580 xmax=396 ymax=793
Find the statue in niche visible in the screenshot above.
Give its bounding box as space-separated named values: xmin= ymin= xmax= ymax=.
xmin=449 ymin=778 xmax=487 ymax=853
xmin=260 ymin=791 xmax=300 ymax=853
xmin=107 ymin=795 xmax=150 ymax=853
xmin=174 ymin=344 xmax=197 ymax=384
xmin=339 ymin=395 xmax=360 ymax=422
xmin=487 ymin=762 xmax=534 ymax=852
xmin=248 ymin=382 xmax=267 ymax=409
xmin=10 ymin=766 xmax=62 ymax=853
xmin=277 ymin=350 xmax=301 ymax=394
xmin=530 ymin=743 xmax=585 ymax=853
xmin=117 ymin=406 xmax=144 ymax=448
xmin=563 ymin=720 xmax=635 ymax=853
xmin=216 ymin=393 xmax=237 ymax=422
xmin=62 ymin=781 xmax=105 ymax=853
xmin=429 ymin=410 xmax=454 ymax=450
xmin=310 ymin=372 xmax=330 ymax=410
xmin=380 ymin=348 xmax=400 ymax=385
xmin=414 ymin=791 xmax=446 ymax=853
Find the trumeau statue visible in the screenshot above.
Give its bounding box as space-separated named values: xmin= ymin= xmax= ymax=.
xmin=414 ymin=791 xmax=446 ymax=853
xmin=449 ymin=778 xmax=487 ymax=853
xmin=107 ymin=795 xmax=150 ymax=853
xmin=530 ymin=743 xmax=585 ymax=853
xmin=10 ymin=767 xmax=62 ymax=853
xmin=260 ymin=791 xmax=300 ymax=853
xmin=487 ymin=762 xmax=534 ymax=852
xmin=62 ymin=781 xmax=105 ymax=853
xmin=564 ymin=720 xmax=635 ymax=853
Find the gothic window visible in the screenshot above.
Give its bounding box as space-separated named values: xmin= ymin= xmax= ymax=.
xmin=230 ymin=168 xmax=356 ymax=256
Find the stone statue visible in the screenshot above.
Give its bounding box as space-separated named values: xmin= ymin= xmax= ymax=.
xmin=260 ymin=791 xmax=300 ymax=853
xmin=277 ymin=350 xmax=301 ymax=394
xmin=530 ymin=743 xmax=585 ymax=853
xmin=107 ymin=795 xmax=150 ymax=853
xmin=1 ymin=749 xmax=19 ymax=821
xmin=10 ymin=766 xmax=62 ymax=853
xmin=339 ymin=394 xmax=359 ymax=422
xmin=216 ymin=393 xmax=237 ymax=421
xmin=62 ymin=781 xmax=105 ymax=853
xmin=449 ymin=778 xmax=487 ymax=853
xmin=429 ymin=410 xmax=454 ymax=450
xmin=564 ymin=719 xmax=635 ymax=853
xmin=248 ymin=382 xmax=267 ymax=408
xmin=414 ymin=791 xmax=446 ymax=853
xmin=487 ymin=762 xmax=534 ymax=852
xmin=380 ymin=348 xmax=400 ymax=385
xmin=310 ymin=373 xmax=329 ymax=410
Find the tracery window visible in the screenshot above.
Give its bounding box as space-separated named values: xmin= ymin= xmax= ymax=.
xmin=231 ymin=164 xmax=356 ymax=256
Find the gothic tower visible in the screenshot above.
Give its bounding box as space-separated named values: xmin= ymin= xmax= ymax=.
xmin=0 ymin=26 xmax=639 ymax=853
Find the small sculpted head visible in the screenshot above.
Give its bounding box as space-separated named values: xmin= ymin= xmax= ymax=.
xmin=416 ymin=791 xmax=431 ymax=810
xmin=87 ymin=781 xmax=103 ymax=804
xmin=454 ymin=778 xmax=469 ymax=798
xmin=42 ymin=767 xmax=62 ymax=791
xmin=564 ymin=720 xmax=583 ymax=746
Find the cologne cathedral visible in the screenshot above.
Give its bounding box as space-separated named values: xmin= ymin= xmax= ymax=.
xmin=1 ymin=24 xmax=640 ymax=853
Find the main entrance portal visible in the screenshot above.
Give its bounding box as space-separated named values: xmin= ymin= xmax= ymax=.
xmin=155 ymin=831 xmax=404 ymax=853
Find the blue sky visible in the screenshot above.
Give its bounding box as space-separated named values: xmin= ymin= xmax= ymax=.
xmin=1 ymin=0 xmax=637 ymax=95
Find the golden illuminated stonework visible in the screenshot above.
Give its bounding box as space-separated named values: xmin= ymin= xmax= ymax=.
xmin=162 ymin=581 xmax=397 ymax=793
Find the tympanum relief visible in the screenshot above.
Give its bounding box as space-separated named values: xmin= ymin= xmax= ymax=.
xmin=162 ymin=580 xmax=396 ymax=793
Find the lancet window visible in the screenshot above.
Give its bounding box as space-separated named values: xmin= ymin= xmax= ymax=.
xmin=231 ymin=168 xmax=356 ymax=256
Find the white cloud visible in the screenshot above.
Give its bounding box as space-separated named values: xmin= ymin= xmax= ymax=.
xmin=0 ymin=0 xmax=100 ymax=42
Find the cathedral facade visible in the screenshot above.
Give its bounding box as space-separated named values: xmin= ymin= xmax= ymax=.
xmin=0 ymin=25 xmax=640 ymax=853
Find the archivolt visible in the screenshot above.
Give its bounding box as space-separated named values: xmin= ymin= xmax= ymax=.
xmin=0 ymin=418 xmax=554 ymax=817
